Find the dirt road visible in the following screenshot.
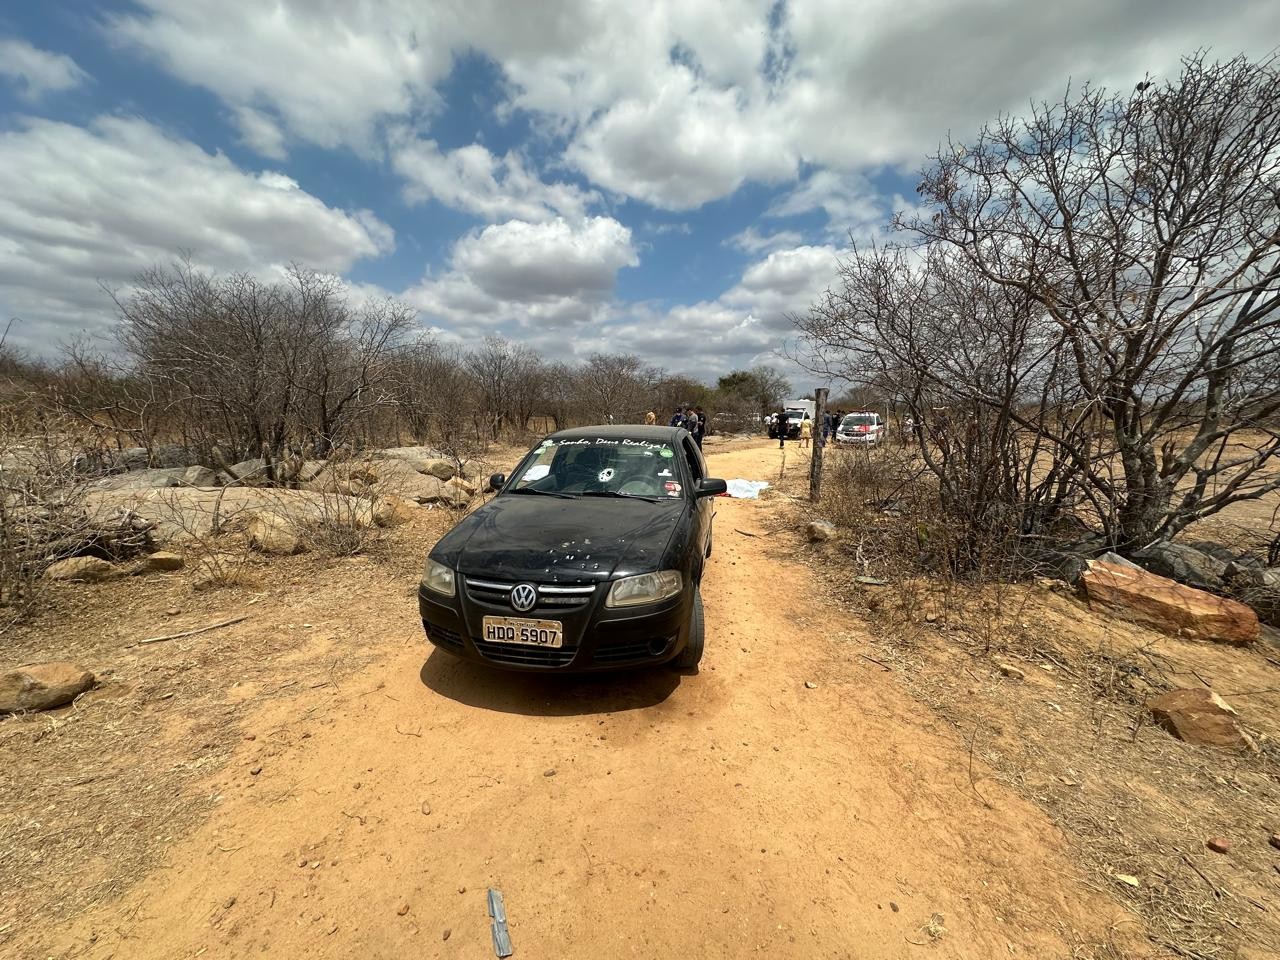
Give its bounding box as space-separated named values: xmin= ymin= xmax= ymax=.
xmin=43 ymin=443 xmax=1136 ymax=958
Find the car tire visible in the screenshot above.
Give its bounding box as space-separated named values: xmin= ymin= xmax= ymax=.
xmin=674 ymin=589 xmax=705 ymax=672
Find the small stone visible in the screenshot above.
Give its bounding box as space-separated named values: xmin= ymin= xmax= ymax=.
xmin=420 ymin=800 xmax=432 ymax=816
xmin=924 ymin=613 xmax=938 ymax=624
xmin=310 ymin=861 xmax=320 ymax=869
xmin=543 ymin=768 xmax=557 ymax=777
xmin=805 ymin=520 xmax=837 ymax=543
xmin=250 ymin=765 xmax=262 ymax=776
xmin=297 ymin=857 xmax=308 ymax=867
xmin=142 ymin=551 xmax=184 ymax=572
xmin=165 ymin=607 xmax=180 ymax=616
xmin=328 ymin=923 xmax=338 ymax=935
xmin=996 ymin=662 xmax=1026 ymax=681
xmin=890 ymin=901 xmax=900 ymax=913
xmin=458 ymin=885 xmax=466 ymax=894
xmin=442 ymin=929 xmax=452 ymax=941
xmin=1206 ymin=837 xmax=1231 ymax=854
xmin=1114 ymin=874 xmax=1140 ymax=888
xmin=223 ymin=895 xmax=237 ymax=909
xmin=1269 ymin=834 xmax=1280 ymax=851
xmin=243 ymin=734 xmax=256 ymax=741
xmin=397 ymin=902 xmax=410 ymax=916
xmin=804 ymin=681 xmax=817 ymax=689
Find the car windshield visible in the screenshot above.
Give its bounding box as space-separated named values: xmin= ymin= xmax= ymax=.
xmin=843 ymin=415 xmax=877 ymax=427
xmin=510 ymin=437 xmax=686 ymax=499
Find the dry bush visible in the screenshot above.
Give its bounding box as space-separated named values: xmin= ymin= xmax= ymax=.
xmin=0 ymin=412 xmax=152 ymax=629
xmin=149 ymin=487 xmax=254 ymax=590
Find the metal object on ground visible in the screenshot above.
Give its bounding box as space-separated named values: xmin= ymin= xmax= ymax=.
xmin=487 ymin=888 xmax=513 ymax=957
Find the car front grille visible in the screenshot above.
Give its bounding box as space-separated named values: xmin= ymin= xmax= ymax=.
xmin=464 ymin=577 xmax=597 ymax=611
xmin=473 ymin=640 xmax=577 ymax=667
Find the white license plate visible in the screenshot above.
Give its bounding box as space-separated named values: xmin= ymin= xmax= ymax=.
xmin=481 ymin=616 xmax=564 ymax=648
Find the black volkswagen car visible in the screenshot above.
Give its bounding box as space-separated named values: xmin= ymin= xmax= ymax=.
xmin=418 ymin=425 xmax=726 ymax=672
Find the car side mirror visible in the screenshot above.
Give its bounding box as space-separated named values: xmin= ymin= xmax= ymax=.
xmin=695 ymin=478 xmax=728 ymax=498
xmin=488 ymin=473 xmax=505 ymax=492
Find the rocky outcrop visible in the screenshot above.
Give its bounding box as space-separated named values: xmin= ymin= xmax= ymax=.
xmin=0 ymin=662 xmax=96 ymax=714
xmin=1081 ymin=559 xmax=1258 ymax=645
xmin=44 ymin=557 xmax=123 ymax=582
xmin=247 ymin=513 xmax=301 ymax=555
xmin=1225 ymin=566 xmax=1280 ymax=628
xmin=1147 ymin=688 xmax=1252 ymax=750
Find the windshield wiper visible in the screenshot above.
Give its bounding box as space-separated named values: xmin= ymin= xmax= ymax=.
xmin=510 ymin=487 xmax=579 ymax=500
xmin=581 ymin=490 xmax=665 ymax=503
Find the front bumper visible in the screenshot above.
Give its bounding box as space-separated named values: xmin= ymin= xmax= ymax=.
xmin=418 ymin=580 xmax=692 ymax=672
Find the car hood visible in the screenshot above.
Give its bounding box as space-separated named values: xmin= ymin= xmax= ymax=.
xmin=430 ymin=494 xmax=683 ymax=582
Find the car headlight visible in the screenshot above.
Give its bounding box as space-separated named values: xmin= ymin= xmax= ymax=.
xmin=606 ymin=570 xmax=683 ymax=608
xmin=422 ymin=558 xmax=456 ymax=597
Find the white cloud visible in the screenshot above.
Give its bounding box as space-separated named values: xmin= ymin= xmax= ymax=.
xmin=728 ymin=226 xmax=805 ymax=254
xmin=232 ymin=106 xmax=288 ymax=160
xmin=0 ymin=38 xmax=89 ymax=100
xmin=0 ymin=116 xmax=394 ymax=349
xmin=108 ymin=1 xmax=457 ymax=152
xmin=103 ymin=0 xmax=1280 ymax=210
xmin=390 ymin=134 xmax=597 ymax=222
xmin=404 ymin=216 xmax=638 ymax=332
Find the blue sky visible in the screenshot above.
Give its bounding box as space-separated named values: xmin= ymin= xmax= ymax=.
xmin=2 ymin=1 xmax=1278 ymax=379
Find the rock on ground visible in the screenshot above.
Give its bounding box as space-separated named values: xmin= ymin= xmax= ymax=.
xmin=1225 ymin=566 xmax=1280 ymax=627
xmin=89 ymin=468 xmax=188 ymax=492
xmin=1081 ymin=559 xmax=1258 ymax=646
xmin=805 ymin=520 xmax=837 ymax=543
xmin=372 ymin=495 xmax=419 ymax=527
xmin=141 ymin=551 xmax=184 ymax=572
xmin=247 ymin=513 xmax=302 ymax=555
xmin=181 ymin=465 xmax=218 ymax=487
xmin=1146 ymin=688 xmax=1253 ymax=750
xmin=1134 ymin=542 xmax=1228 ymax=591
xmin=44 ymin=556 xmax=122 ymax=582
xmin=0 ymin=662 xmax=96 ymax=713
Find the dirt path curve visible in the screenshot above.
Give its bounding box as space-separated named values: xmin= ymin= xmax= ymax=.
xmin=50 ymin=443 xmax=1136 ymax=959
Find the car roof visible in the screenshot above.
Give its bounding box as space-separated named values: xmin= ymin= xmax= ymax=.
xmin=546 ymin=424 xmax=687 ymax=442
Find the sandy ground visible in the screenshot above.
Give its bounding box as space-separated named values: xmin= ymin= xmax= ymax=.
xmin=15 ymin=442 xmax=1154 ymax=958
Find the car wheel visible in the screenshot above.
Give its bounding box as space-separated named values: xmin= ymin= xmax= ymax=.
xmin=674 ymin=589 xmax=705 ymax=672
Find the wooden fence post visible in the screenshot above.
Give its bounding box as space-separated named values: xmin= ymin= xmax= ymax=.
xmin=809 ymin=387 xmax=828 ymax=503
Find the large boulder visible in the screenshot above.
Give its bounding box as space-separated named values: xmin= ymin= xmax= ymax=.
xmin=1147 ymin=688 xmax=1252 ymax=750
xmin=89 ymin=468 xmax=187 ymax=492
xmin=372 ymin=495 xmax=419 ymax=527
xmin=420 ymin=459 xmax=456 ymax=481
xmin=0 ymin=662 xmax=96 ymax=714
xmin=1081 ymin=559 xmax=1259 ymax=645
xmin=181 ymin=465 xmax=219 ymax=487
xmin=1134 ymin=542 xmax=1228 ymax=591
xmin=247 ymin=512 xmax=302 ymax=555
xmin=228 ymin=458 xmax=269 ymax=483
xmin=353 ymin=459 xmax=465 ymax=505
xmin=44 ymin=557 xmax=122 ymax=582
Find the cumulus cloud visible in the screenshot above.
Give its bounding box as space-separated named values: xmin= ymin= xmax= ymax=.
xmin=231 ymin=106 xmax=288 ymax=160
xmin=105 ymin=0 xmax=1280 ymax=209
xmin=404 ymin=216 xmax=638 ymax=332
xmin=390 ymin=134 xmax=597 ymax=222
xmin=108 ymin=0 xmax=457 ymax=151
xmin=727 ymin=226 xmax=805 ymax=254
xmin=0 ymin=38 xmax=89 ymax=100
xmin=0 ymin=116 xmax=394 ymax=348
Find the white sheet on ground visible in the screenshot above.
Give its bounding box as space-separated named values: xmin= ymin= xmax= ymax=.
xmin=726 ymin=479 xmax=770 ymax=499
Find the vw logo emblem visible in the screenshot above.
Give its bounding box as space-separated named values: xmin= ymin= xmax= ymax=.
xmin=510 ymin=583 xmax=538 ymax=613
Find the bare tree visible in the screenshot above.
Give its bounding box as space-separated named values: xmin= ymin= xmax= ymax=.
xmin=797 ymin=53 xmax=1280 ymax=557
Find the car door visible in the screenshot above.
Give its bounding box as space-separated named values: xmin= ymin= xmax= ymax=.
xmin=680 ymin=437 xmax=713 ymax=560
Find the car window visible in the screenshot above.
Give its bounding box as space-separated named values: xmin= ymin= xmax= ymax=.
xmin=510 ymin=437 xmax=685 ymax=498
xmin=681 ymin=438 xmax=704 ymax=482
xmin=843 ymin=414 xmax=878 ymax=427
